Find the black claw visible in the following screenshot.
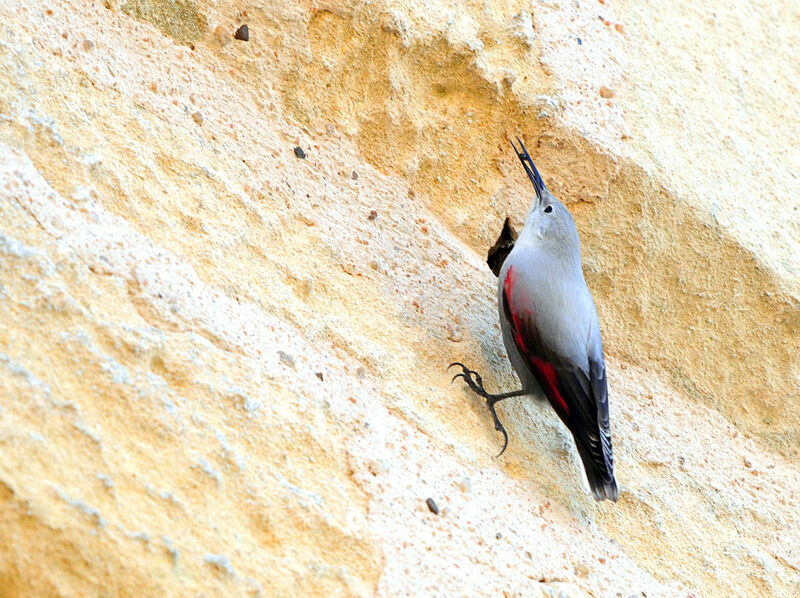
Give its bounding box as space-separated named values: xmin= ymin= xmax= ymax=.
xmin=495 ymin=426 xmax=509 ymax=458
xmin=488 ymin=398 xmax=509 ymax=457
xmin=451 ymin=372 xmax=466 ymax=384
xmin=449 ymin=362 xmax=485 ymax=395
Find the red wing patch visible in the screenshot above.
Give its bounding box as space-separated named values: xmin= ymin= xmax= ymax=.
xmin=503 ymin=265 xmax=570 ymax=416
xmin=503 ymin=266 xmax=527 ymax=352
xmin=528 ymin=356 xmax=570 ymax=416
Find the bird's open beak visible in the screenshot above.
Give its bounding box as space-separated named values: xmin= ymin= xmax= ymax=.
xmin=510 ymin=136 xmax=546 ymax=204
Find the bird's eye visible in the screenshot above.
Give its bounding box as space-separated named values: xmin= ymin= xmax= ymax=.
xmin=544 ymin=205 xmax=553 ymax=213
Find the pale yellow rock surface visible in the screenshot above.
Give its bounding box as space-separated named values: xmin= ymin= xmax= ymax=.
xmin=0 ymin=1 xmax=798 ymax=596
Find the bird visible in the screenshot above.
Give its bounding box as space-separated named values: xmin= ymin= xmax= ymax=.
xmin=451 ymin=137 xmax=618 ymax=501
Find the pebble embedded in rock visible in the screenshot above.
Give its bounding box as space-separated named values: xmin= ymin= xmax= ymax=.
xmin=425 ymin=498 xmax=439 ymax=515
xmin=191 ymin=111 xmax=203 ymax=125
xmin=368 ymin=210 xmax=377 ymax=221
xmin=294 ymin=146 xmax=306 ymax=159
xmin=315 ymin=372 xmax=324 ymax=381
xmin=234 ymin=25 xmax=249 ymax=41
xmin=278 ymin=351 xmax=295 ymax=369
xmin=351 ymin=170 xmax=358 ymax=180
xmin=82 ymin=39 xmax=94 ymax=51
xmin=599 ymin=86 xmax=615 ymax=99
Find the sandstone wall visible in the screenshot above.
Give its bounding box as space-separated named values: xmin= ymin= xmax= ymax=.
xmin=1 ymin=1 xmax=798 ymax=596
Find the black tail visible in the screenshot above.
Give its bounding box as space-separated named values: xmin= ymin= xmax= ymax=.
xmin=573 ymin=434 xmax=618 ymax=502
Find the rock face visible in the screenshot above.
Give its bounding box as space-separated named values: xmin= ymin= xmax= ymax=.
xmin=1 ymin=0 xmax=798 ymax=596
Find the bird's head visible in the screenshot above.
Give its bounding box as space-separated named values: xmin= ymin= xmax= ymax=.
xmin=510 ymin=137 xmax=580 ymax=258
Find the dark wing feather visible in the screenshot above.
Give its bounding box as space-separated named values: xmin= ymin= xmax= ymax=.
xmin=502 ymin=283 xmax=617 ymax=501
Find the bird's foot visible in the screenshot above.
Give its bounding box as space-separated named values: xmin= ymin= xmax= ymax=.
xmin=448 ymin=362 xmax=510 ymax=457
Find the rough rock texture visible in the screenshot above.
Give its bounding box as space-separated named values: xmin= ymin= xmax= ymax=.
xmin=1 ymin=1 xmax=798 ymax=596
